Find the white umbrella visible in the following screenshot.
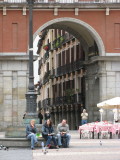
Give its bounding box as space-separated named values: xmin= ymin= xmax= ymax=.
xmin=97 ymin=97 xmax=120 ymax=122
xmin=97 ymin=97 xmax=120 ymax=109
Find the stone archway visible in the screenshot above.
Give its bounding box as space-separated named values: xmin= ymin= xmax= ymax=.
xmin=33 ymin=17 xmax=105 ymax=56
xmin=34 ymin=17 xmax=105 ymax=124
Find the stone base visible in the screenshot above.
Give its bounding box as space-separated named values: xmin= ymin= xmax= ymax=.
xmin=23 ymin=118 xmax=39 ymax=124
xmin=0 ymin=137 xmax=45 ymax=147
xmin=5 ymin=124 xmax=43 ymax=138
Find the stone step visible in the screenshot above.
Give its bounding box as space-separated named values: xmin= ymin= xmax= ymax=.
xmin=0 ymin=137 xmax=45 ymax=147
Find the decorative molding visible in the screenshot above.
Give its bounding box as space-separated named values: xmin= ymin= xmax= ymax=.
xmin=54 ymin=8 xmax=58 ymax=16
xmin=106 ymin=7 xmax=109 ymax=16
xmin=75 ymin=8 xmax=79 ymax=16
xmin=0 ymin=52 xmax=38 ymax=61
xmin=106 ymin=53 xmax=120 ymax=56
xmin=3 ymin=6 xmax=6 ymax=16
xmin=23 ymin=6 xmax=26 ymax=16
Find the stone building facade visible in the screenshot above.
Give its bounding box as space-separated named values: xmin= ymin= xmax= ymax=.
xmin=0 ymin=0 xmax=120 ymax=131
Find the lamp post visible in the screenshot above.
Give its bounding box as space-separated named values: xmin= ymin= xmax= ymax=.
xmin=99 ymin=108 xmax=104 ymax=122
xmin=25 ymin=0 xmax=37 ymax=121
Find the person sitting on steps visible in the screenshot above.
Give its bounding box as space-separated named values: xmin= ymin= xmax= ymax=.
xmin=26 ymin=119 xmax=38 ymax=150
xmin=57 ymin=119 xmax=71 ymax=148
xmin=42 ymin=119 xmax=59 ymax=149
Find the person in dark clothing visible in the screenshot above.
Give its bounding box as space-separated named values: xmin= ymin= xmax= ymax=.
xmin=44 ymin=111 xmax=51 ymax=120
xmin=26 ymin=119 xmax=38 ymax=150
xmin=38 ymin=110 xmax=43 ymax=124
xmin=42 ymin=119 xmax=59 ymax=149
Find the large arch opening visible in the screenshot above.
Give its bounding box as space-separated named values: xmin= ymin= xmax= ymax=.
xmin=34 ymin=17 xmax=105 ymax=57
xmin=34 ymin=18 xmax=105 ymax=129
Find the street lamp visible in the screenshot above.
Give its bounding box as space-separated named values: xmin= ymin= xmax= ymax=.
xmin=99 ymin=108 xmax=104 ymax=122
xmin=25 ymin=0 xmax=37 ymax=121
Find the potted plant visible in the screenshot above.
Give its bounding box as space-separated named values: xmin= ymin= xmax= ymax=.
xmin=43 ymin=45 xmax=49 ymax=51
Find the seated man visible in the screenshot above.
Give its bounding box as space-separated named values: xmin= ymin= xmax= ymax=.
xmin=57 ymin=119 xmax=71 ymax=147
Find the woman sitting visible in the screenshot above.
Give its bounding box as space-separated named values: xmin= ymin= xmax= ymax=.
xmin=26 ymin=119 xmax=38 ymax=150
xmin=42 ymin=119 xmax=59 ymax=149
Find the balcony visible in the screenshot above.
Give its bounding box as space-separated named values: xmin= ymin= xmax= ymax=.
xmin=42 ymin=98 xmax=51 ymax=108
xmin=52 ymin=93 xmax=83 ymax=105
xmin=1 ymin=0 xmax=120 ymax=4
xmin=43 ymin=70 xmax=50 ymax=85
xmin=42 ymin=69 xmax=55 ymax=85
xmin=41 ymin=93 xmax=83 ymax=108
xmin=56 ymin=60 xmax=84 ymax=77
xmin=49 ymin=69 xmax=55 ymax=79
xmin=43 ymin=51 xmax=49 ymax=63
xmin=52 ymin=33 xmax=74 ymax=50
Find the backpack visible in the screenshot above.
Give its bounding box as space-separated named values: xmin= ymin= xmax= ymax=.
xmin=61 ymin=136 xmax=68 ymax=148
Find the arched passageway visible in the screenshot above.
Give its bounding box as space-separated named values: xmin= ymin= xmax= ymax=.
xmin=35 ymin=18 xmax=105 ymax=129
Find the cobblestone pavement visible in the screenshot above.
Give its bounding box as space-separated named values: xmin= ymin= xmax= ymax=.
xmin=0 ymin=131 xmax=120 ymax=160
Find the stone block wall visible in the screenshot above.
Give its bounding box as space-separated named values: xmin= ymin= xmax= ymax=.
xmin=86 ymin=58 xmax=120 ymax=123
xmin=0 ymin=53 xmax=29 ymax=129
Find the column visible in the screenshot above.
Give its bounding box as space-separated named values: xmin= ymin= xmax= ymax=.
xmin=58 ymin=106 xmax=62 ymax=122
xmin=66 ymin=105 xmax=71 ymax=129
xmin=54 ymin=107 xmax=59 ymax=126
xmin=62 ymin=105 xmax=66 ymax=119
xmin=75 ymin=105 xmax=80 ymax=129
xmin=70 ymin=105 xmax=74 ymax=130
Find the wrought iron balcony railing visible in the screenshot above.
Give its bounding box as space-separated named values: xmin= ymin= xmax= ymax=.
xmin=43 ymin=70 xmax=50 ymax=85
xmin=52 ymin=33 xmax=74 ymax=50
xmin=42 ymin=98 xmax=51 ymax=108
xmin=42 ymin=69 xmax=55 ymax=85
xmin=52 ymin=93 xmax=83 ymax=106
xmin=1 ymin=0 xmax=120 ymax=4
xmin=41 ymin=93 xmax=83 ymax=108
xmin=43 ymin=51 xmax=49 ymax=63
xmin=56 ymin=60 xmax=83 ymax=77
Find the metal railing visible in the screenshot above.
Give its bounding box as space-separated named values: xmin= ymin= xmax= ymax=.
xmin=43 ymin=70 xmax=50 ymax=85
xmin=42 ymin=98 xmax=51 ymax=108
xmin=56 ymin=60 xmax=83 ymax=77
xmin=52 ymin=93 xmax=83 ymax=105
xmin=41 ymin=93 xmax=83 ymax=108
xmin=1 ymin=0 xmax=120 ymax=4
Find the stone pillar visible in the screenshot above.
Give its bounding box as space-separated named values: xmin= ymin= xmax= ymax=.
xmin=75 ymin=105 xmax=80 ymax=129
xmin=66 ymin=105 xmax=71 ymax=129
xmin=62 ymin=105 xmax=66 ymax=119
xmin=54 ymin=107 xmax=59 ymax=126
xmin=70 ymin=105 xmax=75 ymax=130
xmin=58 ymin=106 xmax=62 ymax=123
xmin=50 ymin=107 xmax=54 ymax=124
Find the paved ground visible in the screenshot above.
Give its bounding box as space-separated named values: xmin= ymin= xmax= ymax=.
xmin=0 ymin=131 xmax=120 ymax=160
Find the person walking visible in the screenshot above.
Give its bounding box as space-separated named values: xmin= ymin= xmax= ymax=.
xmin=26 ymin=119 xmax=38 ymax=150
xmin=38 ymin=110 xmax=43 ymax=124
xmin=44 ymin=110 xmax=51 ymax=120
xmin=81 ymin=109 xmax=88 ymax=125
xmin=42 ymin=119 xmax=59 ymax=149
xmin=57 ymin=119 xmax=71 ymax=147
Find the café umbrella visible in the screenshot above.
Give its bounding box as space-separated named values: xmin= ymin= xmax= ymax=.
xmin=97 ymin=97 xmax=120 ymax=122
xmin=97 ymin=97 xmax=120 ymax=109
